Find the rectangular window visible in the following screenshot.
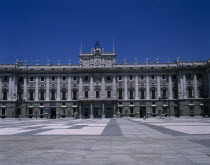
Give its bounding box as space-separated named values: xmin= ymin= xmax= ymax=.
xmin=19 ymin=77 xmax=23 ymax=82
xmin=187 ymin=74 xmax=192 ymax=79
xmin=40 ymin=108 xmax=44 ymax=115
xmin=73 ymin=91 xmax=77 ymax=100
xmin=190 ymin=107 xmax=194 ymax=113
xmin=119 ymin=76 xmax=122 ymax=81
xmin=152 ymin=107 xmax=156 ymax=114
xmin=162 ymin=89 xmax=166 ymax=98
xmin=129 ymin=75 xmax=133 ymax=80
xmin=28 ymin=108 xmax=33 ymax=115
xmin=84 ymin=76 xmax=88 ymax=81
xmin=141 ymin=90 xmax=144 ymax=99
xmin=141 ymin=75 xmax=144 ymax=80
xmin=85 ymin=91 xmax=88 ymax=98
xmin=96 ymin=91 xmax=100 ymax=98
xmin=29 ymin=91 xmax=34 ymax=100
xmin=51 ymin=91 xmax=56 ymax=100
xmin=62 ymin=76 xmax=66 ymax=81
xmin=73 ymin=76 xmax=77 ymax=81
xmin=52 ymin=76 xmax=55 ymax=81
xmin=172 ymin=75 xmax=177 ymax=80
xmin=173 ymin=89 xmax=178 ymax=99
xmin=3 ymin=91 xmax=7 ymax=100
xmin=119 ymin=90 xmax=123 ymax=99
xmin=62 ymin=91 xmax=66 ymax=100
xmin=152 ymin=90 xmax=156 ymax=99
xmin=130 ymin=90 xmax=134 ymax=99
xmin=40 ymin=91 xmax=45 ymax=100
xmin=107 ymin=76 xmax=111 ymax=81
xmin=2 ymin=108 xmax=6 ymax=115
xmin=41 ymin=77 xmax=45 ymax=82
xmin=30 ymin=77 xmax=34 ymax=82
xmin=151 ymin=75 xmax=155 ymax=79
xmin=107 ymin=91 xmax=111 ymax=98
xmin=3 ymin=76 xmax=8 ymax=81
xmin=188 ymin=89 xmax=193 ymax=98
xmin=162 ymin=75 xmax=166 ymax=80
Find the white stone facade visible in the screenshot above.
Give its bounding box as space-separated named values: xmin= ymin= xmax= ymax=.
xmin=0 ymin=41 xmax=210 ymax=118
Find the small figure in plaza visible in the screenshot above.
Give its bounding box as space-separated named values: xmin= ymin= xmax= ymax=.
xmin=19 ymin=113 xmax=22 ymax=120
xmin=143 ymin=116 xmax=146 ymax=120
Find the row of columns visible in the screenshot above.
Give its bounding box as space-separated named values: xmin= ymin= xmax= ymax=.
xmin=0 ymin=72 xmax=209 ymax=101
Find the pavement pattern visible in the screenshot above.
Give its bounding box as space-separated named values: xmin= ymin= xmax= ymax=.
xmin=0 ymin=117 xmax=210 ymax=165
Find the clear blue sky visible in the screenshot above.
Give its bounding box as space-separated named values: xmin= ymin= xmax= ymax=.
xmin=0 ymin=0 xmax=209 ymax=64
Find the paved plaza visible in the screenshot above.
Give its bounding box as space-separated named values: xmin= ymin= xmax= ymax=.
xmin=0 ymin=117 xmax=210 ymax=165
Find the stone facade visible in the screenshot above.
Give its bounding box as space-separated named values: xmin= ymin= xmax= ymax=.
xmin=0 ymin=41 xmax=210 ymax=118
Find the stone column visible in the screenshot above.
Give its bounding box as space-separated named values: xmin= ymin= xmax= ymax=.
xmin=124 ymin=75 xmax=128 ymax=100
xmin=101 ymin=76 xmax=105 ymax=98
xmin=67 ymin=76 xmax=72 ymax=100
xmin=102 ymin=103 xmax=105 ymax=118
xmin=90 ymin=103 xmax=93 ymax=118
xmin=146 ymin=75 xmax=150 ymax=99
xmin=194 ymin=73 xmax=198 ymax=98
xmin=168 ymin=75 xmax=173 ymax=99
xmin=23 ymin=77 xmax=27 ymax=100
xmin=8 ymin=76 xmax=12 ymax=100
xmin=157 ymin=75 xmax=161 ymax=99
xmin=35 ymin=76 xmax=39 ymax=101
xmin=183 ymin=74 xmax=187 ymax=98
xmin=112 ymin=76 xmax=117 ymax=99
xmin=135 ymin=75 xmax=139 ymax=100
xmin=113 ymin=103 xmax=116 ymax=117
xmin=46 ymin=76 xmax=49 ymax=101
xmin=178 ymin=74 xmax=183 ymax=99
xmin=12 ymin=76 xmax=17 ymax=101
xmin=79 ymin=104 xmax=82 ymax=118
xmin=208 ymin=73 xmax=210 ymax=98
xmin=79 ymin=76 xmax=83 ymax=99
xmin=90 ymin=76 xmax=94 ymax=98
xmin=56 ymin=76 xmax=61 ymax=100
xmin=0 ymin=76 xmax=2 ymax=100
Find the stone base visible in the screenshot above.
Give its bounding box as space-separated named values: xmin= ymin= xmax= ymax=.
xmin=90 ymin=115 xmax=93 ymax=118
xmin=102 ymin=115 xmax=105 ymax=118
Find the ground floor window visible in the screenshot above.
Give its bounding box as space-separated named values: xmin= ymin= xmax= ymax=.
xmin=40 ymin=108 xmax=44 ymax=115
xmin=189 ymin=106 xmax=194 ymax=114
xmin=29 ymin=108 xmax=33 ymax=115
xmin=1 ymin=108 xmax=6 ymax=115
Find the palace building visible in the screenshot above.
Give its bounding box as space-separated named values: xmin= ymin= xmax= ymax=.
xmin=0 ymin=41 xmax=210 ymax=118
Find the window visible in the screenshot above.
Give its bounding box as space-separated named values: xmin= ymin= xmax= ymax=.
xmin=107 ymin=76 xmax=111 ymax=81
xmin=198 ymin=73 xmax=202 ymax=79
xmin=96 ymin=91 xmax=100 ymax=98
xmin=40 ymin=91 xmax=45 ymax=100
xmin=73 ymin=91 xmax=77 ymax=100
xmin=188 ymin=89 xmax=193 ymax=98
xmin=3 ymin=76 xmax=8 ymax=81
xmin=141 ymin=75 xmax=144 ymax=80
xmin=173 ymin=89 xmax=178 ymax=99
xmin=119 ymin=76 xmax=122 ymax=81
xmin=152 ymin=107 xmax=156 ymax=114
xmin=2 ymin=108 xmax=6 ymax=115
xmin=162 ymin=75 xmax=166 ymax=80
xmin=28 ymin=108 xmax=33 ymax=115
xmin=52 ymin=76 xmax=55 ymax=81
xmin=41 ymin=77 xmax=45 ymax=82
xmin=107 ymin=91 xmax=111 ymax=98
xmin=129 ymin=75 xmax=133 ymax=80
xmin=73 ymin=76 xmax=77 ymax=81
xmin=40 ymin=108 xmax=44 ymax=115
xmin=130 ymin=90 xmax=134 ymax=99
xmin=85 ymin=91 xmax=88 ymax=98
xmin=162 ymin=89 xmax=166 ymax=98
xmin=84 ymin=76 xmax=88 ymax=81
xmin=3 ymin=91 xmax=7 ymax=100
xmin=62 ymin=76 xmax=66 ymax=81
xmin=199 ymin=88 xmax=203 ymax=98
xmin=190 ymin=107 xmax=194 ymax=114
xmin=119 ymin=89 xmax=123 ymax=99
xmin=30 ymin=77 xmax=34 ymax=82
xmin=141 ymin=90 xmax=144 ymax=99
xmin=172 ymin=75 xmax=177 ymax=80
xmin=19 ymin=77 xmax=23 ymax=82
xmin=187 ymin=73 xmax=192 ymax=79
xmin=51 ymin=91 xmax=56 ymax=100
xmin=152 ymin=90 xmax=156 ymax=99
xmin=62 ymin=91 xmax=66 ymax=100
xmin=151 ymin=75 xmax=155 ymax=79
xmin=130 ymin=107 xmax=134 ymax=114
xmin=29 ymin=91 xmax=34 ymax=100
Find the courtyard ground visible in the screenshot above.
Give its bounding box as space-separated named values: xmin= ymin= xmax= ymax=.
xmin=0 ymin=117 xmax=210 ymax=165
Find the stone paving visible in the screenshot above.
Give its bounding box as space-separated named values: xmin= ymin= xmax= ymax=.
xmin=0 ymin=117 xmax=210 ymax=164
